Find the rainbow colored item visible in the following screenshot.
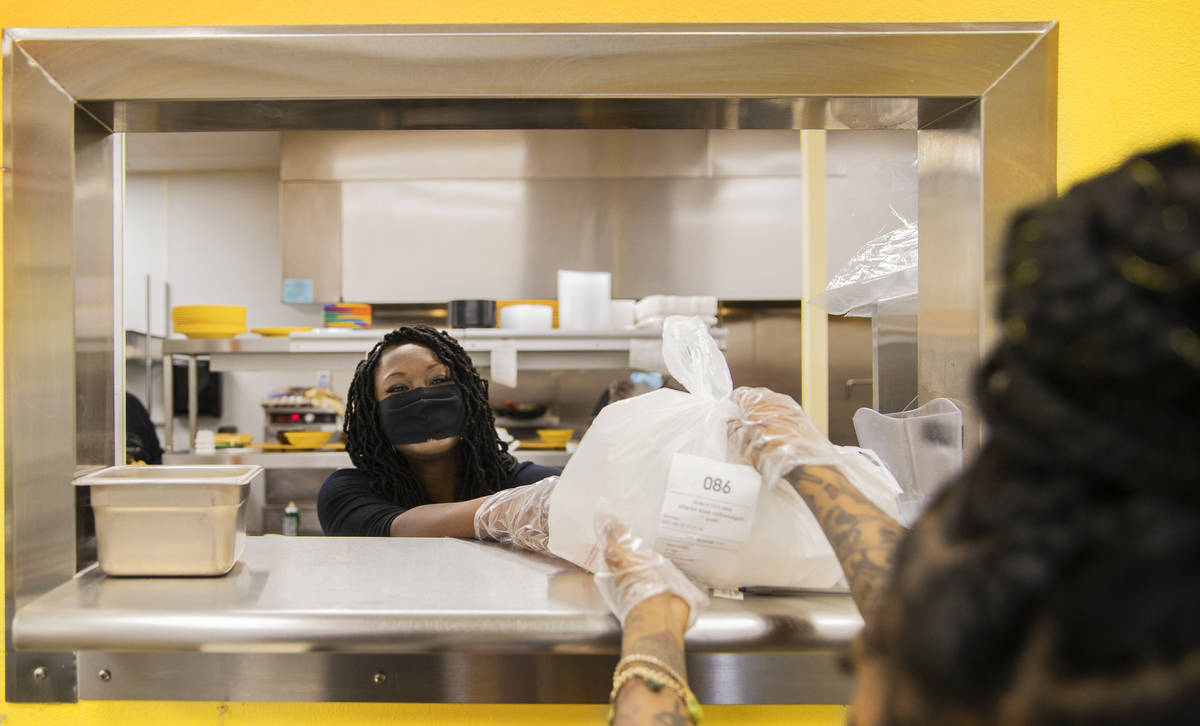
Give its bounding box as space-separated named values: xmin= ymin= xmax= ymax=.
xmin=324 ymin=303 xmax=372 ymax=329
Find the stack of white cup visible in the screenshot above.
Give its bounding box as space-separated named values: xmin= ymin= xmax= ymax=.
xmin=557 ymin=270 xmax=612 ymax=331
xmin=194 ymin=429 xmax=216 ymax=455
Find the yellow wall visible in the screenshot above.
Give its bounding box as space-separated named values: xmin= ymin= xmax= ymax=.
xmin=1 ymin=0 xmax=1197 ymax=723
xmin=3 ymin=0 xmax=1198 ymax=187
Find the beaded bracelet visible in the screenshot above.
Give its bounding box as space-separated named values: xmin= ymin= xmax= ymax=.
xmin=614 ymin=654 xmax=688 ymax=689
xmin=608 ymin=664 xmax=703 ymax=725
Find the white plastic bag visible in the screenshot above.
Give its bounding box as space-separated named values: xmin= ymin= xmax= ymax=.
xmin=547 ymin=316 xmax=903 ymax=589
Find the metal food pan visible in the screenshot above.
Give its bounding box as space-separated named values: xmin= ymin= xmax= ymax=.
xmin=75 ymin=465 xmax=264 ymax=576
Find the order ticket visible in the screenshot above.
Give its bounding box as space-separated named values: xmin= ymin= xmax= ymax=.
xmin=655 ymin=452 xmax=762 ymax=585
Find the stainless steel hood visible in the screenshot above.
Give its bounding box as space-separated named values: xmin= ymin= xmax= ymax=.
xmin=280 ymin=128 xmax=814 ymax=302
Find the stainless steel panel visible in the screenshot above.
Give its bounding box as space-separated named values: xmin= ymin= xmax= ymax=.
xmin=311 ymin=129 xmax=808 ymax=302
xmin=74 ymin=107 xmax=118 ymax=470
xmin=827 ymin=316 xmax=874 ymax=446
xmin=126 ymin=131 xmax=280 ymax=172
xmin=341 ymin=177 xmax=806 ymax=302
xmin=614 ymin=177 xmax=807 ymax=299
xmin=720 ymin=303 xmax=805 ymax=403
xmin=917 ymin=101 xmax=985 ymax=453
xmin=873 ymin=294 xmax=919 ymax=414
xmin=341 ymin=179 xmax=556 ymax=301
xmin=13 ymin=25 xmax=1049 ymax=101
xmin=280 ymin=182 xmax=341 ymax=303
xmin=980 ymin=28 xmax=1058 ymax=353
xmin=282 ymin=130 xmax=710 ymax=181
xmin=914 ymin=27 xmax=1056 ymax=454
xmin=186 ymin=355 xmax=198 ymax=451
xmin=13 ymin=537 xmax=863 ymax=654
xmin=77 ymin=651 xmax=850 ymax=704
xmin=3 ymin=38 xmax=81 ymax=703
xmin=163 ymin=350 xmax=174 ymax=453
xmin=721 ymin=303 xmax=877 ymax=445
xmin=258 ymin=467 xmax=330 ymax=503
xmin=709 ymin=130 xmax=804 ymax=176
xmin=164 ymin=450 xmax=352 ymax=469
xmin=100 ymin=97 xmax=923 ymax=134
xmin=9 ymin=651 xmax=76 ymax=704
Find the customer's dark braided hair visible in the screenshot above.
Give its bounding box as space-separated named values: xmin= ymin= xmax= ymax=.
xmin=868 ymin=141 xmax=1200 ymax=726
xmin=343 ymin=325 xmax=517 ymax=508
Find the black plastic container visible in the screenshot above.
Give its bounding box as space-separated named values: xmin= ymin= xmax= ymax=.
xmin=448 ymin=299 xmax=497 ymax=328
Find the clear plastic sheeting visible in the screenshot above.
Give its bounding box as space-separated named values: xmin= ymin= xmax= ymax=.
xmin=810 ymin=207 xmax=918 ymax=317
xmin=853 ymin=398 xmax=964 ymax=526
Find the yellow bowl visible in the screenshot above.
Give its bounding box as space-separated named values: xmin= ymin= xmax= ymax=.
xmin=536 ymin=428 xmax=575 ymax=447
xmin=282 ymin=431 xmax=334 ymax=448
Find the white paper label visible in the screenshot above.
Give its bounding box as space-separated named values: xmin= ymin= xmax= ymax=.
xmin=655 ymin=452 xmax=762 ymax=584
xmin=490 ymin=341 xmax=518 ymax=388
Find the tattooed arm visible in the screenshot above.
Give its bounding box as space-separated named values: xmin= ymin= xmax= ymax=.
xmin=783 ymin=464 xmax=904 ymax=619
xmin=612 ymin=594 xmax=694 ymax=726
xmin=728 ymin=387 xmax=904 ymax=621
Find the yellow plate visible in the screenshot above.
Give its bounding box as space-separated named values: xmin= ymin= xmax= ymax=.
xmin=251 ymin=327 xmax=313 ymax=337
xmin=517 ymin=439 xmax=573 ymax=451
xmin=179 ymin=330 xmax=245 ymax=339
xmin=214 ymin=432 xmax=253 ymax=447
xmin=247 ymin=442 xmax=346 ymax=452
xmin=176 ymin=327 xmax=245 ymax=339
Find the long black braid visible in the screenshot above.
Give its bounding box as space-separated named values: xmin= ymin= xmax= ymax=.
xmin=343 ymin=325 xmax=517 ymax=509
xmin=870 ymin=142 xmax=1200 ymax=726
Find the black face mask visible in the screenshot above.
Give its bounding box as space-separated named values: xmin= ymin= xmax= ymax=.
xmin=378 ymin=385 xmax=467 ymax=445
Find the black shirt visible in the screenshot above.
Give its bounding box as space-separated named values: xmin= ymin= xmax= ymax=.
xmin=317 ymin=460 xmax=562 ymax=537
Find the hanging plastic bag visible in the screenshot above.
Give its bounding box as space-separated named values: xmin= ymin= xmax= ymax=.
xmin=809 ymin=207 xmax=918 ymax=317
xmin=547 ymin=316 xmax=903 ymax=589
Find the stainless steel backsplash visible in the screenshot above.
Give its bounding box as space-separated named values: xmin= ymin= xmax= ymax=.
xmin=281 ymin=129 xmax=808 ymax=302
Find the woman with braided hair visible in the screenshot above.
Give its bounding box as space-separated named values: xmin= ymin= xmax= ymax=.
xmin=317 ymin=324 xmax=561 ymax=548
xmin=597 ymin=141 xmax=1200 ymax=725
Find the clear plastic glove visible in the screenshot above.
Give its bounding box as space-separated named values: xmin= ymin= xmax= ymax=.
xmin=473 ymin=475 xmax=558 ymax=554
xmin=728 ymin=386 xmax=842 ymax=486
xmin=593 ymin=513 xmax=709 ymax=629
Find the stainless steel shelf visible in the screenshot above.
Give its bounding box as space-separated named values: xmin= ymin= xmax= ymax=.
xmin=163 ymin=450 xmax=352 ymax=469
xmin=124 ymin=330 xmax=165 ymax=362
xmin=162 ymin=327 xmax=725 ymax=372
xmin=162 ymin=327 xmax=725 ymax=453
xmin=165 ymin=448 xmax=570 ymax=470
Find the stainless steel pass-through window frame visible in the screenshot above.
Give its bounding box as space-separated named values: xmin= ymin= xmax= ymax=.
xmin=3 ymin=23 xmax=1056 ymax=703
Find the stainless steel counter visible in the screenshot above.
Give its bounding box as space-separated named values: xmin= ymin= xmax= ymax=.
xmin=13 ymin=536 xmax=860 ymax=703
xmin=16 ymin=536 xmax=861 ymax=653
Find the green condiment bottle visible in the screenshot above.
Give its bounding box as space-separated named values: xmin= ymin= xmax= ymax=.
xmin=283 ymin=501 xmax=300 ymax=536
